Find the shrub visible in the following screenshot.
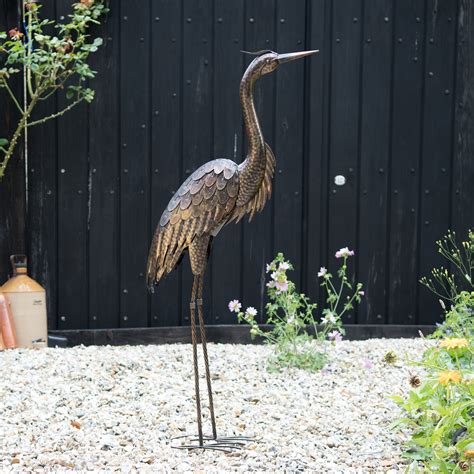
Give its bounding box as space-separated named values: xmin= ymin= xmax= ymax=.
xmin=393 ymin=229 xmax=474 ymax=472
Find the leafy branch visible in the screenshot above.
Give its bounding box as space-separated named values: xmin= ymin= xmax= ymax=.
xmin=0 ymin=0 xmax=108 ymax=179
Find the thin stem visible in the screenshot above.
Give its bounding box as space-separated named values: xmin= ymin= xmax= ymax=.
xmin=1 ymin=78 xmax=23 ymax=113
xmin=26 ymin=96 xmax=84 ymax=127
xmin=0 ymin=97 xmax=37 ymax=178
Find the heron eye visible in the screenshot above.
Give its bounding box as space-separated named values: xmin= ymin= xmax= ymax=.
xmin=266 ymin=58 xmax=271 ymax=64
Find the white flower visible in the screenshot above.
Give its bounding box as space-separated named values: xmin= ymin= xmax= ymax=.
xmin=321 ymin=312 xmax=337 ymax=325
xmin=228 ymin=299 xmax=241 ymax=313
xmin=265 ymin=263 xmax=273 ymax=273
xmin=279 ymin=261 xmax=290 ymax=271
xmin=287 ymin=316 xmax=295 ymax=325
xmin=246 ymin=307 xmax=258 ymax=317
xmin=335 ymin=247 xmax=355 ymax=258
xmin=317 ymin=267 xmax=327 ymax=277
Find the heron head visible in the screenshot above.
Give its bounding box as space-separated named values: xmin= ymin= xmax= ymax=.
xmin=242 ymin=49 xmax=319 ymax=78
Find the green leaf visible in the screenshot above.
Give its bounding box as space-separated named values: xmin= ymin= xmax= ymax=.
xmin=0 ymin=138 xmax=8 ymax=147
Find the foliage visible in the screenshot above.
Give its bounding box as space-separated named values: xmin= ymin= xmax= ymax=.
xmin=0 ymin=0 xmax=107 ymax=178
xmin=420 ymin=229 xmax=474 ymax=303
xmin=393 ymin=230 xmax=474 ymax=472
xmin=229 ymin=249 xmax=364 ymax=372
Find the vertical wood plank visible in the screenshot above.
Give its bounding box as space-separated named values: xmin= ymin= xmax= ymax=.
xmin=357 ymin=0 xmax=393 ymax=324
xmin=211 ymin=0 xmax=244 ymax=324
xmin=26 ymin=0 xmax=58 ymax=329
xmin=452 ymin=1 xmax=474 ymax=241
xmin=88 ymin=5 xmax=120 ymax=329
xmin=273 ymin=0 xmax=306 ymax=290
xmin=327 ymin=0 xmax=363 ymax=324
xmin=418 ymin=0 xmax=457 ymax=324
xmin=305 ymin=0 xmax=329 ymax=306
xmin=150 ymin=0 xmax=182 ymax=327
xmin=181 ymin=0 xmax=213 ymax=323
xmin=242 ymin=0 xmax=276 ymax=322
xmin=56 ymin=0 xmax=89 ymax=330
xmin=120 ymin=0 xmax=151 ymax=327
xmin=388 ymin=0 xmax=426 ymax=324
xmin=0 ymin=0 xmax=25 ymax=285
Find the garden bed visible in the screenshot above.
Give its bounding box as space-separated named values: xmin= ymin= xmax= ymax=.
xmin=0 ymin=338 xmax=429 ymax=472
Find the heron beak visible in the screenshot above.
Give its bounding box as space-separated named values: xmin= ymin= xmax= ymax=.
xmin=277 ymin=49 xmax=319 ymax=64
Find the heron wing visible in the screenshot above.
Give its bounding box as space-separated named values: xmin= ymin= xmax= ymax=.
xmin=146 ymin=159 xmax=239 ymax=288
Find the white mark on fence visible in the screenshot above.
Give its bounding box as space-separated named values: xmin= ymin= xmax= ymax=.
xmin=87 ymin=167 xmax=92 ymax=231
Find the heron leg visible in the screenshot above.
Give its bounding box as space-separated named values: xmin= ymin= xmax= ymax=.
xmin=196 ymin=274 xmax=217 ymax=440
xmin=190 ymin=275 xmax=203 ymax=446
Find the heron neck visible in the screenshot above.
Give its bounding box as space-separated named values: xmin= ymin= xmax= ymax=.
xmin=240 ymin=68 xmax=265 ymax=166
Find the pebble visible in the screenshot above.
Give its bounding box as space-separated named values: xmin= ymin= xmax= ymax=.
xmin=0 ymin=338 xmax=430 ymax=472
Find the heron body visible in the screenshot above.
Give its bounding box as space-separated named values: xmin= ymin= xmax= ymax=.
xmin=146 ymin=49 xmax=318 ymax=451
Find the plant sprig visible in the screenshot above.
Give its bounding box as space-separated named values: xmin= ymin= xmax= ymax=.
xmin=0 ymin=0 xmax=107 ymax=179
xmin=230 ymin=248 xmax=364 ymax=372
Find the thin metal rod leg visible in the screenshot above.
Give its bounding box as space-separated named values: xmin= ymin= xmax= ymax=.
xmin=197 ymin=274 xmax=217 ymax=440
xmin=190 ymin=275 xmax=203 ymax=446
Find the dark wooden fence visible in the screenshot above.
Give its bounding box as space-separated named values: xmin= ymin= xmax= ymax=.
xmin=1 ymin=0 xmax=473 ymax=330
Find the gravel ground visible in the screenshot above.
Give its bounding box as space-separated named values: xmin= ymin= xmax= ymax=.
xmin=0 ymin=338 xmax=430 ymax=472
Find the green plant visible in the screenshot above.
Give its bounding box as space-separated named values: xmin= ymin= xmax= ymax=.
xmin=420 ymin=229 xmax=474 ymax=303
xmin=229 ymin=249 xmax=364 ymax=372
xmin=391 ymin=331 xmax=474 ymax=472
xmin=393 ymin=230 xmax=474 ymax=472
xmin=0 ymin=0 xmax=107 ymax=178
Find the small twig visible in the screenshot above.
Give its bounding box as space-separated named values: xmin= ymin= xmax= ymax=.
xmin=26 ymin=97 xmax=84 ymax=127
xmin=1 ymin=78 xmax=23 ymax=113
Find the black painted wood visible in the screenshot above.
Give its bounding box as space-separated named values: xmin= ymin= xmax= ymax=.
xmin=181 ymin=0 xmax=214 ymax=324
xmin=119 ymin=0 xmax=151 ymax=328
xmin=49 ymin=324 xmax=436 ymax=347
xmin=452 ymin=1 xmax=474 ymax=247
xmin=211 ymin=0 xmax=245 ymax=324
xmin=56 ymin=1 xmax=90 ymax=330
xmin=418 ymin=0 xmax=457 ymax=325
xmin=88 ymin=5 xmax=120 ymax=330
xmin=241 ymin=0 xmax=276 ymax=323
xmin=2 ymin=0 xmax=471 ymax=330
xmin=0 ymin=0 xmax=25 ymax=285
xmin=26 ymin=0 xmax=58 ymax=329
xmin=357 ymin=0 xmax=393 ymax=324
xmin=150 ymin=0 xmax=183 ymax=327
xmin=388 ymin=0 xmax=426 ymax=325
xmin=327 ymin=0 xmax=363 ymax=324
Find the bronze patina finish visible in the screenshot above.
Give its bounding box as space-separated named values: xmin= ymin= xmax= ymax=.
xmin=147 ymin=49 xmax=318 ymax=452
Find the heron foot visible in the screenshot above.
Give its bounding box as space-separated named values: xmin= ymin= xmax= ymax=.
xmin=171 ymin=434 xmax=256 ymax=453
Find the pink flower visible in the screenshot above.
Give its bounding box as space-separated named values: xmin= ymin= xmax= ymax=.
xmin=328 ymin=330 xmax=342 ymax=342
xmin=335 ymin=247 xmax=355 ymax=259
xmin=358 ymin=290 xmax=365 ymax=296
xmin=275 ymin=280 xmax=288 ymax=292
xmin=279 ymin=262 xmax=290 ymax=271
xmin=228 ymin=299 xmax=241 ymax=313
xmin=363 ymin=358 xmax=373 ymax=370
xmin=317 ymin=267 xmax=327 ymax=277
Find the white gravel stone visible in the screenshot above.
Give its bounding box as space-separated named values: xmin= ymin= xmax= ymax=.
xmin=0 ymin=338 xmax=430 ymax=472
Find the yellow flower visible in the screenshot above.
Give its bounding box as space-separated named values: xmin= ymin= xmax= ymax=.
xmin=439 ymin=338 xmax=469 ymax=350
xmin=438 ymin=370 xmax=462 ymax=385
xmin=465 ymin=450 xmax=474 ymax=459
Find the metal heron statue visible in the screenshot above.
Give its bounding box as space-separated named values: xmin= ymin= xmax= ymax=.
xmin=147 ymin=49 xmax=318 ymax=451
